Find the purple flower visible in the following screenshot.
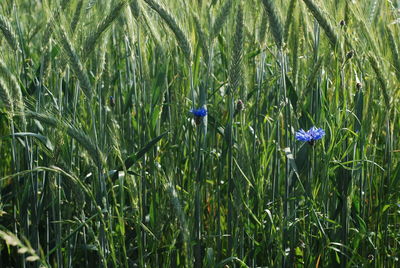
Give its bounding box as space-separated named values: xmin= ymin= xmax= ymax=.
xmin=295 ymin=126 xmax=325 ymax=145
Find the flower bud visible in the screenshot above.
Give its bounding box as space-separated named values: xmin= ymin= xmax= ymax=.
xmin=346 ymin=50 xmax=354 ymax=60
xmin=109 ymin=96 xmax=115 ymax=107
xmin=236 ymin=99 xmax=244 ymax=112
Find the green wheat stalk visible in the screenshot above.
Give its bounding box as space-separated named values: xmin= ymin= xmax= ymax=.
xmin=70 ymin=0 xmax=84 ymax=33
xmin=25 ymin=111 xmax=104 ymax=165
xmin=57 ymin=26 xmax=92 ymax=98
xmin=368 ymin=55 xmax=390 ymax=108
xmin=82 ymin=1 xmax=128 ymax=59
xmin=211 ymin=0 xmax=233 ymax=39
xmin=193 ymin=14 xmax=210 ymax=62
xmin=229 ymin=6 xmax=244 ymax=93
xmin=259 ymin=9 xmax=268 ymax=43
xmin=0 ymin=14 xmax=20 ymax=52
xmin=261 ymin=0 xmax=283 ymax=48
xmin=302 ymin=0 xmax=338 ymax=48
xmin=130 ymin=0 xmax=141 ymax=18
xmin=0 ymin=78 xmax=14 ymax=113
xmin=283 ymin=0 xmax=296 ymax=42
xmin=0 ymin=59 xmax=26 ymax=128
xmin=143 ymin=0 xmax=192 ymax=62
xmin=386 ymin=26 xmax=400 ymax=82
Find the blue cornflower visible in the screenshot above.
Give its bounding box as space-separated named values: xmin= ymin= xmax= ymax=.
xmin=190 ymin=108 xmax=207 ymax=117
xmin=190 ymin=107 xmax=207 ymax=125
xmin=295 ymin=126 xmax=325 ymax=145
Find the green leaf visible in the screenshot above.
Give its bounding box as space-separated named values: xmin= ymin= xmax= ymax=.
xmin=113 ymin=132 xmax=168 ymax=177
xmin=382 ymin=204 xmax=391 ymax=213
xmin=285 ymin=75 xmax=298 ymax=112
xmin=4 ymin=132 xmax=54 ymax=152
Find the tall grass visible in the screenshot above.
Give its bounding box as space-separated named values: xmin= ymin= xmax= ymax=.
xmin=0 ymin=0 xmax=400 ymax=267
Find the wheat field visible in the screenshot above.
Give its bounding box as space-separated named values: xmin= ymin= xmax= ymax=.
xmin=0 ymin=0 xmax=399 ymax=267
